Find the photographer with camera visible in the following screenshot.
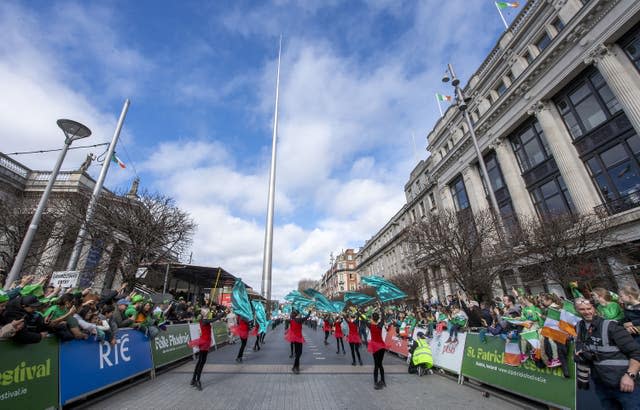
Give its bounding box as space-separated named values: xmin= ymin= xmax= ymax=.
xmin=575 ymin=297 xmax=640 ymax=409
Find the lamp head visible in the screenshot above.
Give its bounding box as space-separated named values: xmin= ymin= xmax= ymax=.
xmin=441 ymin=73 xmax=450 ymax=83
xmin=57 ymin=119 xmax=91 ymax=143
xmin=452 ymin=78 xmax=460 ymax=87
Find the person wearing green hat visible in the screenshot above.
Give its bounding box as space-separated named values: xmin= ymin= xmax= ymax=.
xmin=2 ymin=295 xmax=48 ymax=344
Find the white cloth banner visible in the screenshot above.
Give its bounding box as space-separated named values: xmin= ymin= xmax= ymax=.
xmin=412 ymin=327 xmax=466 ymax=374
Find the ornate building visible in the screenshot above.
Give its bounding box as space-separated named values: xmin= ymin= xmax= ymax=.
xmin=358 ymin=0 xmax=640 ymax=301
xmin=318 ymin=249 xmax=359 ymax=298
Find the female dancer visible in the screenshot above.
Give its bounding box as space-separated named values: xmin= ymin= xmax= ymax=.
xmin=187 ymin=306 xmax=225 ymax=390
xmin=232 ymin=315 xmax=250 ymax=362
xmin=347 ymin=314 xmax=363 ymax=366
xmin=285 ymin=309 xmax=310 ymax=374
xmin=368 ymin=310 xmax=388 ymax=390
xmin=322 ymin=315 xmax=332 ymax=345
xmin=334 ymin=315 xmax=346 ymax=354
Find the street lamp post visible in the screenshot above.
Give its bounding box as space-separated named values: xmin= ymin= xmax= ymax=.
xmin=442 ymin=63 xmax=507 ymax=239
xmin=5 ymin=120 xmax=91 ymax=289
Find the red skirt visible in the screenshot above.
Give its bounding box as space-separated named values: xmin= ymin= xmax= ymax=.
xmin=230 ymin=324 xmax=249 ymax=339
xmin=188 ymin=337 xmax=211 ymax=352
xmin=285 ymin=329 xmax=305 ymax=344
xmin=334 ymin=328 xmax=344 ymax=338
xmin=367 ymin=340 xmax=387 ymax=354
xmin=347 ymin=332 xmax=361 ymax=344
xmin=250 ymin=327 xmax=259 ymax=337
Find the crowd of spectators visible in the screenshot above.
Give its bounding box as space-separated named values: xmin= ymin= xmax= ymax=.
xmin=0 ymin=274 xmax=218 ymax=345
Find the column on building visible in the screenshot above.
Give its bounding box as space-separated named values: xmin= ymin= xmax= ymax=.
xmin=529 ymin=101 xmax=602 ymax=214
xmin=462 ymin=165 xmax=490 ymax=213
xmin=35 ymin=220 xmax=68 ymax=275
xmin=493 ymin=137 xmax=537 ymax=219
xmin=438 ymin=184 xmax=455 ymax=211
xmin=585 ymin=43 xmax=640 ymax=136
xmin=91 ymin=241 xmax=115 ymax=292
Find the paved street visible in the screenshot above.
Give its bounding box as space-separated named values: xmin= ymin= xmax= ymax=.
xmin=86 ymin=324 xmax=524 ymax=410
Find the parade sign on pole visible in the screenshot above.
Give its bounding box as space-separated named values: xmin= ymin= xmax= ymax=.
xmin=60 ymin=329 xmax=153 ymax=405
xmin=461 ymin=333 xmax=575 ymax=410
xmin=0 ymin=338 xmax=59 ymax=410
xmin=151 ymin=324 xmax=192 ymax=368
xmin=49 ymin=271 xmax=81 ymax=288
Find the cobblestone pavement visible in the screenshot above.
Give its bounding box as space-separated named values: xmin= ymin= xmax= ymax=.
xmin=89 ymin=324 xmax=523 ymax=410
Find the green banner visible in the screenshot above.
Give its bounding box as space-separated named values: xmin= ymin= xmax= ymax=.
xmin=212 ymin=322 xmax=228 ymax=346
xmin=151 ymin=324 xmax=192 ymax=368
xmin=461 ymin=333 xmax=575 ymax=410
xmin=0 ymin=337 xmax=59 ymax=409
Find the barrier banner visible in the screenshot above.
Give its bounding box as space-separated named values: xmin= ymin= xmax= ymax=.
xmin=0 ymin=337 xmax=59 ymax=410
xmin=411 ymin=327 xmax=466 ymax=374
xmin=384 ymin=326 xmax=409 ymax=357
xmin=151 ymin=324 xmax=192 ymax=367
xmin=212 ymin=322 xmax=229 ymax=346
xmin=461 ymin=333 xmax=575 ymax=410
xmin=60 ymin=329 xmax=153 ymax=405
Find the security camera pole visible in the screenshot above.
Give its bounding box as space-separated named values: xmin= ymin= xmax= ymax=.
xmin=443 ymin=63 xmax=507 ymax=239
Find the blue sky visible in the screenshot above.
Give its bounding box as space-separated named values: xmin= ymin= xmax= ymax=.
xmin=1 ymin=1 xmax=524 ymax=299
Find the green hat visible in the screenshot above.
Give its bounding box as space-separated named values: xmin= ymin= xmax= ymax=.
xmin=131 ymin=295 xmax=144 ymax=303
xmin=20 ymin=284 xmax=44 ymax=297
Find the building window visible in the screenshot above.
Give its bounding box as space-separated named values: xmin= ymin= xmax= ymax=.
xmin=428 ymin=192 xmax=436 ymax=210
xmin=586 ymin=134 xmax=640 ymax=211
xmin=506 ymin=70 xmax=515 ymax=84
xmin=411 ymin=209 xmax=417 ymax=222
xmin=496 ymin=80 xmax=507 ymax=97
xmin=536 ymin=32 xmax=552 ymax=52
xmin=620 ymin=23 xmax=640 ymax=72
xmin=530 ymin=175 xmax=575 ymax=216
xmin=552 ymin=17 xmax=564 ymax=33
xmin=510 ymin=120 xmax=552 ymax=172
xmin=450 ymin=175 xmax=470 ymax=211
xmin=523 ymin=51 xmax=534 ymax=64
xmin=347 ymin=254 xmax=353 ymax=261
xmin=419 ymin=201 xmax=426 ymax=216
xmin=479 ymin=152 xmax=517 ymax=228
xmin=555 ymin=69 xmax=622 ymax=139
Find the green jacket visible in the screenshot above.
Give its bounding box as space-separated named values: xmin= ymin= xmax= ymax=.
xmin=597 ymin=301 xmax=624 ymax=321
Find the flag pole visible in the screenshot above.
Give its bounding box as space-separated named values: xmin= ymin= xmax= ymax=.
xmin=67 ymin=99 xmax=130 ymax=271
xmin=261 ymin=35 xmax=282 ymax=312
xmin=435 ymin=94 xmax=444 ymax=117
xmin=495 ymin=2 xmax=509 ymax=29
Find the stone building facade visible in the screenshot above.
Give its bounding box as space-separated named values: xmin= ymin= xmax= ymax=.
xmin=358 ymin=0 xmax=640 ymax=301
xmin=319 ymin=249 xmax=360 ymax=298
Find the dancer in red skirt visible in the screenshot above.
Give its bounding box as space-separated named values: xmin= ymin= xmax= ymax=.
xmin=285 ymin=309 xmax=310 ymax=374
xmin=346 ymin=314 xmax=363 ymax=366
xmin=231 ymin=315 xmax=250 ymax=362
xmin=368 ymin=311 xmax=388 ymax=390
xmin=187 ymin=306 xmax=225 ymax=390
xmin=334 ymin=315 xmax=346 ymax=354
xmin=322 ymin=315 xmax=332 ymax=345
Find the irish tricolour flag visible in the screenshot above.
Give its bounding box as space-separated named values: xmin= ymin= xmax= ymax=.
xmin=540 ymin=303 xmax=580 ymax=344
xmin=559 ymin=300 xmax=580 ymax=336
xmin=436 ymin=93 xmax=452 ymax=102
xmin=503 ymin=341 xmax=521 ymax=367
xmin=520 ymin=329 xmax=541 ymax=351
xmin=111 ymin=153 xmax=126 ymax=169
xmin=495 ymin=1 xmax=519 ymax=8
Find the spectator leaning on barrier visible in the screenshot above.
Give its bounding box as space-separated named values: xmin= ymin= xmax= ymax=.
xmin=3 ymin=295 xmax=48 ymax=344
xmin=113 ymin=299 xmax=135 ymax=328
xmin=0 ymin=291 xmax=25 ymax=340
xmin=619 ymin=286 xmax=640 ymax=341
xmin=592 ymin=287 xmax=625 ymax=321
xmin=575 ymin=297 xmax=640 ymax=408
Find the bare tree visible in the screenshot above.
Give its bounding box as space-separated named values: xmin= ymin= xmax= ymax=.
xmin=91 ymin=190 xmax=197 ymax=285
xmin=297 ymin=278 xmax=318 ymax=293
xmin=516 ymin=212 xmax=623 ymax=291
xmin=0 ymin=194 xmax=87 ymax=278
xmin=389 ymin=270 xmax=425 ymax=302
xmin=404 ymin=209 xmax=513 ymax=302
